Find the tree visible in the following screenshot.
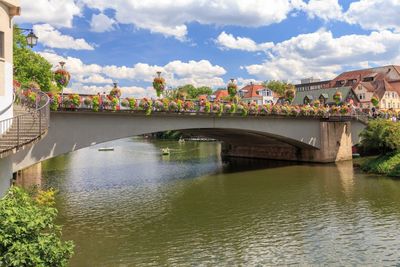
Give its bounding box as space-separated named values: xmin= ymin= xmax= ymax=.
xmin=0 ymin=187 xmax=74 ymax=266
xmin=360 ymin=119 xmax=400 ymax=154
xmin=176 ymin=84 xmax=213 ymax=99
xmin=13 ymin=27 xmax=54 ymax=92
xmin=264 ymin=80 xmax=294 ymax=97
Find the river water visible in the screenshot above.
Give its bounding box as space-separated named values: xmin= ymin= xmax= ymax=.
xmin=17 ymin=138 xmax=400 ymax=266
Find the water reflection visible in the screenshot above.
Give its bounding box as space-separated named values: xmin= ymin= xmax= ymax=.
xmin=17 ymin=138 xmax=400 ymax=266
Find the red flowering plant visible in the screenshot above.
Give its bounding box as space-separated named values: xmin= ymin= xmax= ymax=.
xmin=249 ymin=103 xmax=259 ymax=115
xmin=168 ymin=101 xmax=178 ymax=112
xmin=330 ymin=105 xmax=340 ymax=115
xmin=121 ymin=98 xmax=130 ymax=108
xmin=227 ymin=79 xmax=238 ymax=98
xmin=68 ymin=94 xmax=81 ymax=109
xmin=54 ymin=62 xmax=70 ymax=90
xmin=110 ymin=97 xmax=119 ymax=111
xmin=290 ymin=106 xmax=300 ymax=116
xmin=139 ymin=98 xmax=152 ymax=115
xmin=260 ymin=104 xmax=271 ymax=115
xmin=236 ymin=103 xmax=248 ymax=116
xmin=340 ymin=105 xmax=350 ymax=115
xmin=224 ymin=103 xmax=236 ymax=114
xmin=184 ymin=100 xmax=194 ymax=112
xmin=316 ymin=106 xmax=328 ymax=117
xmin=280 ymin=105 xmax=291 ymax=116
xmin=271 ymin=105 xmax=281 ymax=115
xmin=48 ymin=93 xmax=61 ymax=111
xmin=212 ymin=103 xmax=223 ymax=116
xmin=154 ymin=100 xmax=164 ymax=111
xmin=300 ymin=106 xmax=312 ymax=116
xmin=153 ymin=72 xmax=166 ymax=97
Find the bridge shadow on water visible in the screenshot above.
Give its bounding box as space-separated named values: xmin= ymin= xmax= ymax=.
xmin=220 ymin=156 xmax=308 ymax=174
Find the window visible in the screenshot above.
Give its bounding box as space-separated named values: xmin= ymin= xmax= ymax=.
xmin=358 ymin=93 xmax=365 ymax=100
xmin=0 ymin=31 xmax=4 ymax=59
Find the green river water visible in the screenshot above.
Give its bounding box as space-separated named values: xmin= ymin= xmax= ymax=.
xmin=18 ymin=138 xmax=400 ymax=266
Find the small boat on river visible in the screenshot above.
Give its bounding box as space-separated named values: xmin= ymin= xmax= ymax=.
xmin=161 ymin=148 xmax=170 ymax=155
xmin=98 ymin=147 xmax=114 ymax=151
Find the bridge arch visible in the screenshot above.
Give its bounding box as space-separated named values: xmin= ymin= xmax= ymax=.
xmin=11 ymin=111 xmax=362 ymax=171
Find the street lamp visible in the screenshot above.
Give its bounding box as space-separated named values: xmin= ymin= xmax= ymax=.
xmin=18 ymin=28 xmax=38 ymax=48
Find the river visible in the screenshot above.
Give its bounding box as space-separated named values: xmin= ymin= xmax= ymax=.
xmin=17 ymin=138 xmax=400 ymax=266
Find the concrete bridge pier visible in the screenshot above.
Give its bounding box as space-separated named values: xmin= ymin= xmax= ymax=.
xmin=221 ymin=121 xmax=353 ymax=163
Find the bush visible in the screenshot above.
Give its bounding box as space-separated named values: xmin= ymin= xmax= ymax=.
xmin=361 ymin=152 xmax=400 ymax=177
xmin=0 ymin=187 xmax=74 ymax=266
xmin=360 ymin=119 xmax=400 ymax=154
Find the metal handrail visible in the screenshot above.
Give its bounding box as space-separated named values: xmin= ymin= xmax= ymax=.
xmin=0 ymin=90 xmax=50 ymax=157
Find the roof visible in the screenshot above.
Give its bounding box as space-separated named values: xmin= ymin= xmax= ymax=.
xmin=198 ymin=94 xmax=208 ymax=101
xmin=212 ymin=89 xmax=229 ymax=100
xmin=292 ymin=86 xmax=357 ymax=105
xmin=240 ymin=84 xmax=265 ymax=98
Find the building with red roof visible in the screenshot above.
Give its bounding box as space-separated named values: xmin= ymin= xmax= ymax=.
xmin=239 ymin=82 xmax=279 ymax=105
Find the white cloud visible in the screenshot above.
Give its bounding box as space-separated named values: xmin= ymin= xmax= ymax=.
xmin=17 ymin=0 xmax=81 ymax=28
xmin=33 ymin=24 xmax=94 ymax=50
xmin=216 ymin=32 xmax=274 ymax=52
xmin=66 ymin=84 xmax=155 ymax=98
xmin=245 ymin=29 xmax=400 ymax=82
xmin=38 ymin=51 xmax=228 ymax=93
xmin=79 ymin=0 xmax=296 ymax=39
xmin=90 ymin=13 xmax=116 ymax=32
xmin=301 ymin=0 xmax=343 ymax=21
xmin=76 ymin=74 xmax=114 ymax=84
xmin=345 ymin=0 xmax=400 ymax=32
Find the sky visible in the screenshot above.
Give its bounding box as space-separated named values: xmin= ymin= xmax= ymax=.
xmin=15 ymin=0 xmax=400 ymax=97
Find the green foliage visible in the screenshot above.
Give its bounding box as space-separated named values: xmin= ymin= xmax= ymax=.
xmin=176 ymin=84 xmax=212 ymax=100
xmin=13 ymin=27 xmax=54 ymax=92
xmin=0 ymin=187 xmax=74 ymax=266
xmin=263 ymin=80 xmax=293 ymax=96
xmin=360 ymin=120 xmax=400 ymax=154
xmin=361 ymin=152 xmax=400 ymax=177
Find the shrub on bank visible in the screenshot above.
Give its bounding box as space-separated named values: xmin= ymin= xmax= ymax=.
xmin=360 ymin=119 xmax=400 ymax=155
xmin=361 ymin=152 xmax=400 ymax=177
xmin=0 ymin=187 xmax=74 ymax=266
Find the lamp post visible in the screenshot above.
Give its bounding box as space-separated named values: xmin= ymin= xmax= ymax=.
xmin=59 ymin=62 xmax=66 ymax=109
xmin=18 ymin=28 xmax=38 ymax=48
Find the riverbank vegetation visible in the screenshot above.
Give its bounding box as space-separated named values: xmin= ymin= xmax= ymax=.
xmin=0 ymin=187 xmax=74 ymax=266
xmin=357 ymin=119 xmax=400 ymax=177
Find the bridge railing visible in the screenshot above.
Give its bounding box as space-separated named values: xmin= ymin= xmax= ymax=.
xmin=53 ymin=95 xmax=372 ymax=123
xmin=0 ymin=91 xmax=50 ymax=157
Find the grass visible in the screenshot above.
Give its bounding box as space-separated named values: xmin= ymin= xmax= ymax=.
xmin=356 ymin=152 xmax=400 ymax=177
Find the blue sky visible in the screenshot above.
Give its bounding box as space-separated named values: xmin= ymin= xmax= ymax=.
xmin=16 ymin=0 xmax=400 ymax=97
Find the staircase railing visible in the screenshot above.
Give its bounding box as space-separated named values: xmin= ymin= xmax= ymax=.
xmin=0 ymin=91 xmax=50 ymax=157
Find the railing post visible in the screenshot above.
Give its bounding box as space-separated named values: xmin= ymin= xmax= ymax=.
xmin=16 ymin=116 xmax=20 ymax=149
xmin=39 ymin=109 xmax=42 ymax=135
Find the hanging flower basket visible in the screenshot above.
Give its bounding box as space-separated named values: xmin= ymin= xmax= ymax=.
xmin=54 ymin=69 xmax=70 ymax=89
xmin=109 ymin=83 xmax=121 ymax=98
xmin=236 ymin=103 xmax=248 ymax=116
xmin=68 ymin=94 xmax=81 ymax=109
xmin=227 ymin=81 xmax=238 ymax=98
xmin=371 ymin=96 xmax=379 ymax=107
xmin=313 ymin=99 xmax=320 ymax=108
xmin=49 ymin=93 xmax=60 ymax=111
xmin=333 ymin=91 xmax=342 ymax=104
xmin=184 ymin=101 xmax=194 ymax=111
xmin=153 ymin=72 xmax=166 ymax=97
xmin=249 ymin=103 xmax=259 ymax=115
xmin=154 ymin=100 xmax=164 ymax=111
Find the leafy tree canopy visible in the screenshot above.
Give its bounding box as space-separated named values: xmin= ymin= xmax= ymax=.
xmin=167 ymin=84 xmax=213 ymax=100
xmin=263 ymin=80 xmax=295 ymax=97
xmin=360 ymin=119 xmax=400 ymax=154
xmin=0 ymin=187 xmax=74 ymax=267
xmin=13 ymin=26 xmax=55 ymax=92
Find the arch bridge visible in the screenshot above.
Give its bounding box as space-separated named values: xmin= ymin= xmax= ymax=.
xmin=11 ymin=110 xmax=367 ymax=172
